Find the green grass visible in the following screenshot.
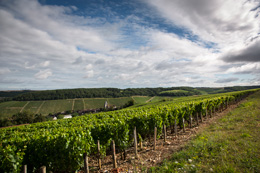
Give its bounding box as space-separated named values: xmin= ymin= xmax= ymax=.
xmin=194 ymin=89 xmax=208 ymax=95
xmin=107 ymin=97 xmax=132 ymax=107
xmin=23 ymin=101 xmax=44 ymax=114
xmin=40 ymin=100 xmax=73 ymax=115
xmin=151 ymin=91 xmax=260 ymax=173
xmin=132 ymin=96 xmax=152 ymax=104
xmin=160 ymin=90 xmax=189 ymax=94
xmin=0 ymin=101 xmax=28 ymax=118
xmin=84 ymin=98 xmax=107 ymax=109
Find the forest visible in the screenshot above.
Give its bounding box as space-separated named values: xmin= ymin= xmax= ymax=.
xmin=0 ymin=85 xmax=260 ymax=101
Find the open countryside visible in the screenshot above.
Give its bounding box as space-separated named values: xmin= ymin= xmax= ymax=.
xmin=1 ymin=0 xmax=260 ymax=172
xmin=1 ymin=88 xmax=260 ymax=172
xmin=0 ymin=96 xmax=153 ymax=117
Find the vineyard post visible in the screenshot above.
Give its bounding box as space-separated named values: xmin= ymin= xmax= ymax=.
xmin=174 ymin=119 xmax=177 ymax=137
xmin=83 ymin=153 xmax=89 ymax=173
xmin=210 ymin=109 xmax=212 ymax=118
xmin=196 ymin=112 xmax=199 ymax=126
xmin=124 ymin=148 xmax=127 ymax=160
xmin=200 ymin=112 xmax=203 ymax=122
xmin=182 ymin=118 xmax=185 ymax=133
xmin=139 ymin=134 xmax=143 ymax=150
xmin=134 ymin=127 xmax=138 ymax=158
xmin=205 ymin=109 xmax=208 ymax=120
xmin=112 ymin=140 xmax=117 ymax=168
xmin=189 ymin=114 xmax=192 ymax=128
xmin=163 ymin=124 xmax=166 ymax=143
xmin=40 ymin=166 xmax=46 ymax=173
xmin=23 ymin=165 xmax=27 ymax=173
xmin=154 ymin=127 xmax=157 ymax=150
xmin=226 ymin=101 xmax=228 ymax=109
xmin=97 ymin=140 xmax=101 ymax=169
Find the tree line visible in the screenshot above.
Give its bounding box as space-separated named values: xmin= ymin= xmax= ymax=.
xmin=9 ymin=87 xmax=201 ymax=101
xmin=1 ymin=86 xmax=260 ymax=102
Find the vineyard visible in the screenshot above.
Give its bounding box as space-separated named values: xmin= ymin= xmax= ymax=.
xmin=0 ymin=97 xmax=151 ymax=118
xmin=0 ymin=89 xmax=258 ymax=172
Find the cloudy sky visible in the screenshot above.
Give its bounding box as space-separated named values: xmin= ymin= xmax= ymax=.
xmin=0 ymin=0 xmax=260 ymax=90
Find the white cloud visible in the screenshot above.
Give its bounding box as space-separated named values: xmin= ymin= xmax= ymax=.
xmin=0 ymin=68 xmax=11 ymax=75
xmin=144 ymin=0 xmax=260 ymax=47
xmin=34 ymin=69 xmax=52 ymax=79
xmin=40 ymin=61 xmax=50 ymax=67
xmin=215 ymin=77 xmax=239 ymax=83
xmin=0 ymin=0 xmax=259 ymax=89
xmin=84 ymin=64 xmax=93 ymax=71
xmin=83 ymin=70 xmax=94 ymax=78
xmin=222 ymin=38 xmax=260 ymax=62
xmin=227 ymin=63 xmax=260 ymax=74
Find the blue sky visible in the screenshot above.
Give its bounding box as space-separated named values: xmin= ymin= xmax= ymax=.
xmin=0 ymin=0 xmax=260 ymax=90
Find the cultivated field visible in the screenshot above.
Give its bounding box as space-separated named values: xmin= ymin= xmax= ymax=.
xmin=0 ymin=97 xmax=150 ymax=117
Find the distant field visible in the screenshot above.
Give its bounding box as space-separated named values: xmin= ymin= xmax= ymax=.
xmin=107 ymin=97 xmax=132 ymax=107
xmin=0 ymin=98 xmax=104 ymax=117
xmin=23 ymin=101 xmax=43 ymax=114
xmin=160 ymin=89 xmax=188 ymax=94
xmin=0 ymin=95 xmax=205 ymax=118
xmin=0 ymin=96 xmax=159 ymax=118
xmin=0 ymin=101 xmax=28 ymax=118
xmin=132 ymin=96 xmax=152 ymax=104
xmin=84 ymin=98 xmax=107 ymax=109
xmin=73 ymin=99 xmax=84 ymax=111
xmin=40 ymin=100 xmax=73 ymax=115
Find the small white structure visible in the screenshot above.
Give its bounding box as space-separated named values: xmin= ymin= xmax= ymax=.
xmin=63 ymin=114 xmax=72 ymax=119
xmin=104 ymin=101 xmax=108 ymax=109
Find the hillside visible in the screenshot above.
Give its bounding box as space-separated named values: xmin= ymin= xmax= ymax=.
xmin=152 ymin=90 xmax=260 ymax=172
xmin=1 ymin=86 xmax=259 ymax=102
xmin=0 ymin=89 xmax=258 ymax=172
xmin=0 ymin=96 xmax=155 ymax=119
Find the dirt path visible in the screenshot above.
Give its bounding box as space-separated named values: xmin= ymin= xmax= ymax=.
xmin=146 ymin=96 xmax=155 ymax=103
xmin=86 ymin=101 xmax=244 ymax=173
xmin=20 ymin=101 xmax=30 ymax=113
xmin=36 ymin=101 xmax=45 ymax=114
xmin=131 ymin=96 xmax=137 ymax=103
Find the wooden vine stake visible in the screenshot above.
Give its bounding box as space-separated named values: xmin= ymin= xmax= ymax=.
xmin=40 ymin=166 xmax=46 ymax=173
xmin=189 ymin=114 xmax=192 ymax=128
xmin=182 ymin=118 xmax=185 ymax=133
xmin=205 ymin=109 xmax=208 ymax=120
xmin=153 ymin=127 xmax=157 ymax=150
xmin=134 ymin=127 xmax=138 ymax=158
xmin=174 ymin=119 xmax=177 ymax=137
xmin=83 ymin=153 xmax=89 ymax=173
xmin=200 ymin=112 xmax=203 ymax=122
xmin=140 ymin=135 xmax=143 ymax=150
xmin=196 ymin=112 xmax=199 ymax=126
xmin=112 ymin=140 xmax=117 ymax=168
xmin=23 ymin=165 xmax=27 ymax=173
xmin=97 ymin=140 xmax=102 ymax=169
xmin=163 ymin=124 xmax=166 ymax=143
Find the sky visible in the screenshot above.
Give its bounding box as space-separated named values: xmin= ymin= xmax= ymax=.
xmin=0 ymin=0 xmax=260 ymax=90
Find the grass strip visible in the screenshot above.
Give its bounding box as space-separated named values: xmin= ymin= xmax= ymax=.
xmin=151 ymin=91 xmax=260 ymax=173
